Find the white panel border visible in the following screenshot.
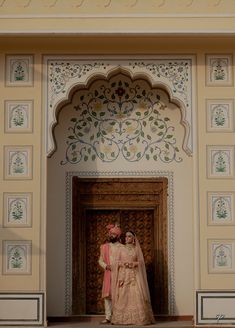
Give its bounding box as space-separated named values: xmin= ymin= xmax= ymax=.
xmin=4 ymin=100 xmax=34 ymax=133
xmin=205 ymin=54 xmax=233 ymax=87
xmin=4 ymin=145 xmax=33 ymax=180
xmin=207 ymin=145 xmax=234 ymax=179
xmin=3 ymin=192 xmax=33 ymax=227
xmin=5 ymin=55 xmax=34 ymax=87
xmin=3 ymin=240 xmax=32 ymax=275
xmin=207 ymin=239 xmax=235 ymax=274
xmin=206 ymin=99 xmax=234 ymax=133
xmin=196 ymin=291 xmax=235 ymax=326
xmin=207 ymin=191 xmax=235 ymax=226
xmin=0 ymin=293 xmax=44 ymax=326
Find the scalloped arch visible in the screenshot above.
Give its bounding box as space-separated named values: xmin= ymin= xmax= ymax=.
xmin=44 ymin=56 xmax=195 ymax=157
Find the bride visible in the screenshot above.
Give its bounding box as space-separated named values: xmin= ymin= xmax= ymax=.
xmin=111 ymin=231 xmax=155 ymax=325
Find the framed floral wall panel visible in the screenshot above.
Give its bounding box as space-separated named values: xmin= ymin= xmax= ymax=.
xmin=5 ymin=55 xmax=34 ymax=87
xmin=3 ymin=193 xmax=32 ymax=227
xmin=3 ymin=240 xmax=32 ymax=275
xmin=4 ymin=146 xmax=33 ymax=180
xmin=207 ymin=145 xmax=234 ymax=179
xmin=206 ymin=54 xmax=233 ymax=86
xmin=4 ymin=100 xmax=33 ymax=133
xmin=206 ymin=99 xmax=234 ymax=132
xmin=207 ymin=192 xmax=234 ymax=225
xmin=208 ymin=239 xmax=235 ymax=273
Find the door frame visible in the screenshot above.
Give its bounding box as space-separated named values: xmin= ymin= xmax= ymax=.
xmin=64 ymin=170 xmax=175 ymax=315
xmin=72 ymin=177 xmax=168 ymax=315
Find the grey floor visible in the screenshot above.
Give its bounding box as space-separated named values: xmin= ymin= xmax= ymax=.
xmin=48 ymin=321 xmax=193 ymax=328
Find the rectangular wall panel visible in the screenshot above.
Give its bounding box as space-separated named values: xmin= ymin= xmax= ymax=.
xmin=0 ymin=293 xmax=44 ymax=326
xmin=196 ymin=291 xmax=235 ymax=325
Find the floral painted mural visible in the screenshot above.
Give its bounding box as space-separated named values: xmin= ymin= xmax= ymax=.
xmin=61 ymin=75 xmax=182 ymax=164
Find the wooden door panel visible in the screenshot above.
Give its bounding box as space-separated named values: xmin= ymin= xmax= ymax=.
xmin=85 ymin=209 xmax=155 ymax=314
xmin=86 ymin=209 xmax=120 ymax=314
xmin=72 ymin=177 xmax=168 ymax=315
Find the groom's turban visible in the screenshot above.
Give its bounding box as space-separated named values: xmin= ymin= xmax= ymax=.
xmin=107 ymin=223 xmax=122 ymax=238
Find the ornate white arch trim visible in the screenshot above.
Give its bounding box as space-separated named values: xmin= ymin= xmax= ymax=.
xmin=44 ymin=55 xmax=195 ymax=157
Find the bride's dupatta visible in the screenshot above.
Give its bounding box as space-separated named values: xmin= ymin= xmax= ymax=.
xmin=111 ymin=235 xmax=155 ymax=325
xmin=111 ymin=237 xmax=152 ymax=306
xmin=135 ymin=238 xmax=152 ymax=305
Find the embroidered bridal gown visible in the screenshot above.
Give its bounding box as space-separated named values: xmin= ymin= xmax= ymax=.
xmin=111 ymin=239 xmax=155 ymax=325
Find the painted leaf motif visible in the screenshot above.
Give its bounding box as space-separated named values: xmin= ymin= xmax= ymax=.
xmin=61 ymin=75 xmax=182 ymax=165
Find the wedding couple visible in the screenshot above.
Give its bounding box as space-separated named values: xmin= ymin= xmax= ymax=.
xmin=98 ymin=223 xmax=155 ymax=325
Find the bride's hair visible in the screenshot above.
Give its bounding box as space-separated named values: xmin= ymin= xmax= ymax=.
xmin=127 ymin=230 xmax=136 ymax=237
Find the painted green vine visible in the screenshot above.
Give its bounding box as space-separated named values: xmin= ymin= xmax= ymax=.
xmin=61 ymin=79 xmax=182 ymax=164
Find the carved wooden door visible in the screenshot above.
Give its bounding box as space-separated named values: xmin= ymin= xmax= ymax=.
xmin=85 ymin=209 xmax=120 ymax=314
xmin=85 ymin=209 xmax=154 ymax=314
xmin=72 ymin=177 xmax=168 ymax=315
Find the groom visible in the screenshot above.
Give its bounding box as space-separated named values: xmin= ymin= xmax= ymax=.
xmin=98 ymin=223 xmax=122 ymax=324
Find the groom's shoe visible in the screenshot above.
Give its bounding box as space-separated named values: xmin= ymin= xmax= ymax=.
xmin=100 ymin=319 xmax=111 ymax=324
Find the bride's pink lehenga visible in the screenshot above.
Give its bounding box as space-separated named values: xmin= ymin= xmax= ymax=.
xmin=111 ymin=239 xmax=155 ymax=325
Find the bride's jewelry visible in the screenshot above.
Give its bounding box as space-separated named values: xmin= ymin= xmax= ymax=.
xmin=125 ymin=244 xmax=135 ymax=256
xmin=125 ymin=244 xmax=134 ymax=249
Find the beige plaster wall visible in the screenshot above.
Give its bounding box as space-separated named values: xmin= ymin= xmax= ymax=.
xmin=0 ymin=35 xmax=235 ymax=320
xmin=1 ymin=0 xmax=235 ymax=34
xmin=197 ymin=52 xmax=235 ymax=290
xmin=0 ymin=52 xmax=45 ymax=291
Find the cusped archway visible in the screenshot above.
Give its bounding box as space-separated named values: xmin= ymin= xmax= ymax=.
xmin=54 ymin=71 xmax=186 ymax=166
xmin=44 ymin=56 xmax=195 ymax=157
xmin=45 ymin=57 xmax=195 ymax=317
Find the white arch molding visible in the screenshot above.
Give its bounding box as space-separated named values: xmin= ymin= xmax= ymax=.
xmin=44 ymin=55 xmax=196 ymax=157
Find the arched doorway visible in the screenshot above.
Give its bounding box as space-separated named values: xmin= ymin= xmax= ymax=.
xmin=46 ymin=61 xmax=193 ymax=317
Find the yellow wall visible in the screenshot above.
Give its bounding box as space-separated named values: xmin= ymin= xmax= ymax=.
xmin=0 ymin=31 xmax=235 ymax=321
xmin=0 ymin=50 xmax=44 ymax=290
xmin=1 ymin=0 xmax=235 ymax=34
xmin=197 ymin=51 xmax=235 ymax=289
